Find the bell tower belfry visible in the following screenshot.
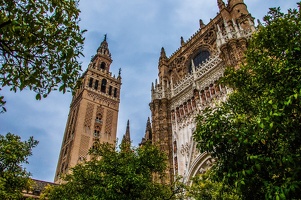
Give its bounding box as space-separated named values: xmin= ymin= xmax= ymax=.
xmin=54 ymin=35 xmax=122 ymax=183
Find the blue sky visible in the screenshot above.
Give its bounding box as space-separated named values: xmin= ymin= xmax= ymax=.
xmin=0 ymin=0 xmax=299 ymax=182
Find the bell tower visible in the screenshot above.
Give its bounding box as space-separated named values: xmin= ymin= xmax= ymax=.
xmin=54 ymin=35 xmax=122 ymax=183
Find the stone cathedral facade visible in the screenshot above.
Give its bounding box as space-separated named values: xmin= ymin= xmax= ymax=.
xmin=148 ymin=0 xmax=256 ymax=183
xmin=54 ymin=36 xmax=122 ymax=183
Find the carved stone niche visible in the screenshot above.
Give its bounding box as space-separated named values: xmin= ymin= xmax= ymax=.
xmin=214 ymin=81 xmax=220 ymax=94
xmin=179 ymin=105 xmax=184 ymax=116
xmin=183 ymin=102 xmax=188 ymax=114
xmin=176 ymin=107 xmax=180 ymax=119
xmin=199 ymin=167 xmax=206 ymax=174
xmin=192 ymin=98 xmax=196 ymax=108
xmin=200 ymin=90 xmax=206 ymax=102
xmin=210 ymin=83 xmax=215 ymax=95
xmin=206 ymin=159 xmax=212 ymax=166
xmin=193 ymin=89 xmax=200 ymax=100
xmin=171 ymin=110 xmax=175 ymax=121
xmin=187 ymin=100 xmax=192 ymax=112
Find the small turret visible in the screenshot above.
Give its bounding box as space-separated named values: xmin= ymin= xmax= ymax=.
xmin=160 ymin=47 xmax=167 ymax=61
xmin=217 ymin=0 xmax=226 ymax=11
xmin=227 ymin=0 xmax=245 ymax=8
xmin=180 ymin=37 xmax=185 ymax=46
xmin=199 ymin=19 xmax=205 ymax=29
xmin=227 ymin=0 xmax=248 ymax=16
xmin=158 ymin=47 xmax=169 ymax=86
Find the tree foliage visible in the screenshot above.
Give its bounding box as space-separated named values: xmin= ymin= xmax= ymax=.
xmin=42 ymin=142 xmax=180 ymax=200
xmin=0 ymin=0 xmax=85 ymax=112
xmin=0 ymin=133 xmax=38 ymax=199
xmin=194 ymin=3 xmax=301 ymax=199
xmin=186 ymin=169 xmax=241 ymax=200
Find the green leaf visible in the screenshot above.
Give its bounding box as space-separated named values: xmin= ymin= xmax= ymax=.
xmin=36 ymin=93 xmax=41 ymax=100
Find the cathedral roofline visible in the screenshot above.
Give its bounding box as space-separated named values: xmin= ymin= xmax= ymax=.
xmin=167 ymin=13 xmax=222 ymax=62
xmin=166 ymin=0 xmax=251 ymax=63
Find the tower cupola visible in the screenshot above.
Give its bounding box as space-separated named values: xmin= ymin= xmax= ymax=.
xmin=97 ymin=34 xmax=111 ymax=58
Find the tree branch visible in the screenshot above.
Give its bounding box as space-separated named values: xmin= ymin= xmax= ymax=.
xmin=0 ymin=20 xmax=12 ymax=29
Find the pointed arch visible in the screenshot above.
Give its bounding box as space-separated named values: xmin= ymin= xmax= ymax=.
xmin=186 ymin=152 xmax=212 ymax=183
xmin=189 ymin=49 xmax=211 ymax=73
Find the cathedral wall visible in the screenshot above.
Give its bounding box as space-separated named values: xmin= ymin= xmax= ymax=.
xmin=151 ymin=4 xmax=255 ymax=182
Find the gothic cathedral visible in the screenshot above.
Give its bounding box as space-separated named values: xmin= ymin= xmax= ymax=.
xmin=147 ymin=0 xmax=256 ymax=183
xmin=55 ymin=0 xmax=256 ymax=184
xmin=54 ymin=36 xmax=122 ymax=183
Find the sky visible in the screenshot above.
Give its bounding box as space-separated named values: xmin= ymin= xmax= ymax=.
xmin=0 ymin=0 xmax=299 ymax=182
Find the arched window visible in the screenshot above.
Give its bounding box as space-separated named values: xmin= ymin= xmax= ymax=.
xmin=100 ymin=62 xmax=106 ymax=70
xmin=94 ymin=80 xmax=99 ymax=90
xmin=109 ymin=86 xmax=113 ymax=96
xmin=95 ymin=113 xmax=102 ymax=123
xmin=101 ymin=79 xmax=107 ymax=93
xmin=189 ymin=50 xmax=210 ymax=73
xmin=88 ymin=77 xmax=93 ymax=87
xmin=94 ymin=130 xmax=100 ymax=138
xmin=114 ymin=88 xmax=118 ymax=98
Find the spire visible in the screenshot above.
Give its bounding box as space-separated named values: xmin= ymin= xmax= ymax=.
xmin=145 ymin=117 xmax=152 ymax=139
xmin=160 ymin=47 xmax=167 ymax=59
xmin=217 ymin=0 xmax=225 ymax=11
xmin=97 ymin=34 xmax=111 ymax=58
xmin=159 ymin=47 xmax=167 ymax=65
xmin=139 ymin=117 xmax=152 ymax=146
xmin=121 ymin=120 xmax=131 ymax=151
xmin=122 ymin=120 xmax=131 ymax=144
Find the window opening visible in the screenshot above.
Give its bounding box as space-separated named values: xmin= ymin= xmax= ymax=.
xmin=95 ymin=114 xmax=102 ymax=123
xmin=114 ymin=88 xmax=118 ymax=98
xmin=189 ymin=50 xmax=210 ymax=73
xmin=109 ymin=86 xmax=113 ymax=96
xmin=88 ymin=77 xmax=93 ymax=87
xmin=94 ymin=80 xmax=99 ymax=90
xmin=100 ymin=62 xmax=106 ymax=70
xmin=94 ymin=130 xmax=100 ymax=138
xmin=101 ymin=79 xmax=107 ymax=93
